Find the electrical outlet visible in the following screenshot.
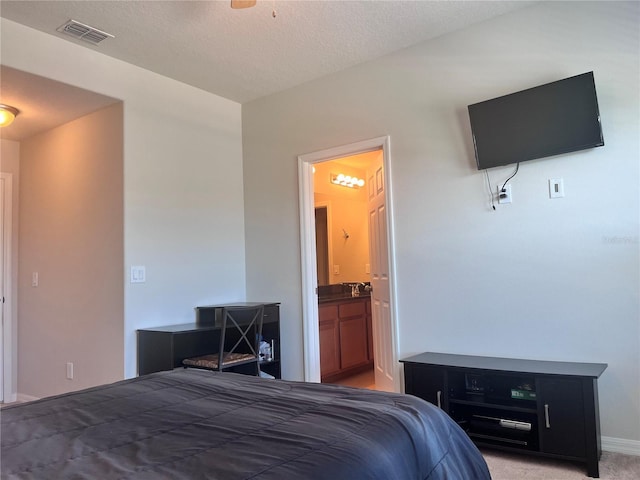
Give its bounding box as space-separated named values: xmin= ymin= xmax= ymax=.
xmin=497 ymin=184 xmax=512 ymax=204
xmin=66 ymin=362 xmax=74 ymax=380
xmin=549 ymin=178 xmax=565 ymax=198
xmin=32 ymin=272 xmax=39 ymax=287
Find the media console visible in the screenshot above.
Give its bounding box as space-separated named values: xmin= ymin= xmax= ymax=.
xmin=401 ymin=352 xmax=607 ymax=478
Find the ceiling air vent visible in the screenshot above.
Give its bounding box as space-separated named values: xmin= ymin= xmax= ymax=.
xmin=57 ymin=19 xmax=114 ymax=45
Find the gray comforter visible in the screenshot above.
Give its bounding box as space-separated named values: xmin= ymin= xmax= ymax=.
xmin=1 ymin=369 xmax=490 ymax=479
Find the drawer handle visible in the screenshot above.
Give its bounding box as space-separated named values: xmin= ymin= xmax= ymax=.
xmin=436 ymin=390 xmax=442 ymax=409
xmin=544 ymin=404 xmax=551 ymax=428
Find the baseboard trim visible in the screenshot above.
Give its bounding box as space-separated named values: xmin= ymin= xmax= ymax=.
xmin=3 ymin=392 xmax=17 ymax=403
xmin=16 ymin=393 xmax=40 ymax=403
xmin=602 ymin=436 xmax=640 ymax=456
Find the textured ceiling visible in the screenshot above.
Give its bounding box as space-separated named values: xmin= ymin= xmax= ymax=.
xmin=0 ymin=0 xmax=536 ymax=104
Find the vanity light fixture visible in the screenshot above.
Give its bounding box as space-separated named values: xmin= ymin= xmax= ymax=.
xmin=0 ymin=104 xmax=19 ymax=127
xmin=331 ymin=173 xmax=365 ymax=188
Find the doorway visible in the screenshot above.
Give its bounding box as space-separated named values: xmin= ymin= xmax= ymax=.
xmin=1 ymin=173 xmax=14 ymax=403
xmin=314 ymin=158 xmax=373 ymax=389
xmin=298 ymin=136 xmax=399 ymax=392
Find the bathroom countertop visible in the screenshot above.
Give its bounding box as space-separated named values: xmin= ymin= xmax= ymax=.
xmin=318 ymin=293 xmax=371 ymax=304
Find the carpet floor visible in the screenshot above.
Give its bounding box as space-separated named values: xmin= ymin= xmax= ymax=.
xmin=482 ymin=449 xmax=640 ymax=479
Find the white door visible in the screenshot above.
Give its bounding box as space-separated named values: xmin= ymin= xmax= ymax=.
xmin=0 ymin=176 xmax=4 ymax=402
xmin=367 ymin=151 xmax=395 ymax=392
xmin=0 ymin=173 xmax=13 ymax=403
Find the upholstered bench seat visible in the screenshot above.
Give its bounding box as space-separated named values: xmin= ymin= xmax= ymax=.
xmin=182 ymin=304 xmax=265 ymax=376
xmin=182 ymin=352 xmax=255 ymax=369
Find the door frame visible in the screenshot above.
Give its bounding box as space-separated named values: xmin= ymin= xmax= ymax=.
xmin=1 ymin=173 xmax=14 ymax=402
xmin=297 ymin=136 xmax=399 ymax=388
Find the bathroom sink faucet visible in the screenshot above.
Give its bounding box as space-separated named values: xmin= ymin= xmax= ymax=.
xmin=351 ymin=283 xmax=370 ymax=296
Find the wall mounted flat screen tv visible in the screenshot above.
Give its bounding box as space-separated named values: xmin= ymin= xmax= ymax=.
xmin=468 ymin=72 xmax=604 ymax=170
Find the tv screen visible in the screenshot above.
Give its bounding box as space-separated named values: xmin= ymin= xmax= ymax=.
xmin=468 ymin=72 xmax=604 ymax=170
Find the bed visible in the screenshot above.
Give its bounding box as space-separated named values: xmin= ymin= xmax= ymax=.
xmin=1 ymin=369 xmax=491 ymax=479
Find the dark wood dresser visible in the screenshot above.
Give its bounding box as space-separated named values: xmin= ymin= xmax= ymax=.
xmin=137 ymin=302 xmax=281 ymax=379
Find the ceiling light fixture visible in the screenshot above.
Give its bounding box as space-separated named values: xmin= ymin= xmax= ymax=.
xmin=0 ymin=104 xmax=19 ymax=127
xmin=331 ymin=173 xmax=365 ymax=189
xmin=231 ymin=0 xmax=257 ymax=8
xmin=230 ymin=0 xmax=277 ymax=18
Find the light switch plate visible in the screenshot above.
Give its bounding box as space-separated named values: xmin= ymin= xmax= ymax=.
xmin=130 ymin=265 xmax=146 ymax=283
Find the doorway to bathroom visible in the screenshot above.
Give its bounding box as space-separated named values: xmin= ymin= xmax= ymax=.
xmin=298 ymin=136 xmax=399 ymax=392
xmin=313 ymin=155 xmax=374 ymax=389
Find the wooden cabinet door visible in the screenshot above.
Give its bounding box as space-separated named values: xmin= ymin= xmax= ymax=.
xmin=319 ymin=305 xmax=340 ymax=377
xmin=338 ymin=301 xmax=368 ymax=369
xmin=339 ymin=316 xmax=368 ymax=369
xmin=138 ymin=331 xmax=174 ymax=375
xmin=404 ymin=363 xmax=446 ymax=409
xmin=538 ymin=377 xmax=586 ymax=458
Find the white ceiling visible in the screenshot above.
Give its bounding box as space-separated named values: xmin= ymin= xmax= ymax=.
xmin=0 ymin=0 xmax=536 ymax=140
xmin=0 ymin=66 xmax=120 ymax=142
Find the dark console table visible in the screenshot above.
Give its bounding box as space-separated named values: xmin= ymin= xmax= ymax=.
xmin=401 ymin=352 xmax=607 ymax=478
xmin=138 ymin=302 xmax=281 ymax=379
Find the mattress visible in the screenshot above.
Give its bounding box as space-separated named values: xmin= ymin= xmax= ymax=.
xmin=1 ymin=369 xmax=491 ymax=479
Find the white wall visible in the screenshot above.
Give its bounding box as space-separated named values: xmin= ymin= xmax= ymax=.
xmin=1 ymin=19 xmax=246 ymax=382
xmin=19 ymin=104 xmax=124 ymax=398
xmin=242 ymin=1 xmax=639 ymax=446
xmin=314 ymin=159 xmax=370 ymax=285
